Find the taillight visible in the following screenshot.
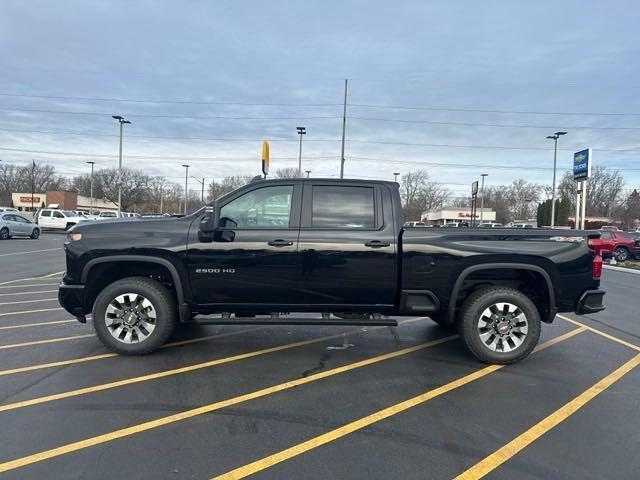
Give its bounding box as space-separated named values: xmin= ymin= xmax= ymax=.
xmin=593 ymin=254 xmax=602 ymax=279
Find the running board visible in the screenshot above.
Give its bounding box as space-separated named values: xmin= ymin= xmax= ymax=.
xmin=189 ymin=316 xmax=398 ymax=327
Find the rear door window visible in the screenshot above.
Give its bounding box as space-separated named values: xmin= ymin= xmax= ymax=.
xmin=40 ymin=210 xmax=51 ymax=217
xmin=311 ymin=186 xmax=375 ymax=229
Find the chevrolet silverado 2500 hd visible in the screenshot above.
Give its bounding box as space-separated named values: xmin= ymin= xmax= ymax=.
xmin=59 ymin=178 xmax=605 ymax=363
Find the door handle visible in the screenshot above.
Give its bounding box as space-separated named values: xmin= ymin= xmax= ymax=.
xmin=268 ymin=239 xmax=294 ymax=247
xmin=364 ymin=240 xmax=390 ymax=248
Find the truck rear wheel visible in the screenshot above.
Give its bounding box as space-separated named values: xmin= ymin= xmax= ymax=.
xmin=92 ymin=276 xmax=177 ymax=355
xmin=459 ymin=287 xmax=540 ymax=364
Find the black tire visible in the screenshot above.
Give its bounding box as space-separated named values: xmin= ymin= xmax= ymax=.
xmin=30 ymin=228 xmax=40 ymax=239
xmin=92 ymin=276 xmax=177 ymax=355
xmin=613 ymin=246 xmax=629 ymax=262
xmin=429 ymin=312 xmax=457 ymax=331
xmin=459 ymin=287 xmax=541 ymax=364
xmin=0 ymin=227 xmax=8 ymax=240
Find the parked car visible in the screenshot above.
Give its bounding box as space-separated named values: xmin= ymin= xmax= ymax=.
xmin=510 ymin=223 xmax=534 ymax=229
xmin=443 ymin=221 xmax=469 ymax=227
xmin=589 ymin=230 xmax=640 ymax=261
xmin=60 ymin=178 xmax=605 ymax=364
xmin=97 ymin=211 xmax=119 ymax=220
xmin=0 ymin=207 xmax=19 ymax=213
xmin=478 ymin=222 xmax=503 ymax=228
xmin=403 ymin=221 xmax=426 ymax=228
xmin=0 ymin=213 xmax=40 ymax=239
xmin=37 ymin=209 xmax=88 ymax=231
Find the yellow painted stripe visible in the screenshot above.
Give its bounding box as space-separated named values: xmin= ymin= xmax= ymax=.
xmin=0 ymin=328 xmax=258 ymax=376
xmin=0 ymin=283 xmax=59 ymax=289
xmin=0 ymin=290 xmax=58 ymax=297
xmin=558 ymin=314 xmax=640 ymax=352
xmin=0 ymin=297 xmax=57 ymax=306
xmin=455 ymin=352 xmax=640 ymax=480
xmin=0 ymin=319 xmax=424 ymax=408
xmin=0 ymin=334 xmax=95 ymax=351
xmin=0 ymin=319 xmax=76 ymax=330
xmin=0 ymin=328 xmax=448 ymax=473
xmin=212 ymin=327 xmax=585 ymax=480
xmin=0 ymin=307 xmax=63 ymax=317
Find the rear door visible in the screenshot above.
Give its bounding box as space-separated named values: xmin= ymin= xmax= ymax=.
xmin=297 ymin=182 xmax=397 ymax=308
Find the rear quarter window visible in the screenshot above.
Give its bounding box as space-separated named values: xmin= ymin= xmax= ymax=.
xmin=311 ymin=185 xmax=375 ymax=229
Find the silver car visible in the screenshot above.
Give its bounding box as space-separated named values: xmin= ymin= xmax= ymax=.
xmin=0 ymin=213 xmax=40 ymax=239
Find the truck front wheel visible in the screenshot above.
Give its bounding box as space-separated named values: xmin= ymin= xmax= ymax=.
xmin=459 ymin=287 xmax=540 ymax=364
xmin=92 ymin=276 xmax=177 ymax=355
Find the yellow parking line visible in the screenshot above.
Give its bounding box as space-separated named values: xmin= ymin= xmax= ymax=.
xmin=0 ymin=297 xmax=57 ymax=306
xmin=0 ymin=321 xmax=428 ymax=412
xmin=0 ymin=283 xmax=59 ymax=289
xmin=558 ymin=314 xmax=640 ymax=352
xmin=0 ymin=334 xmax=95 ymax=351
xmin=212 ymin=327 xmax=586 ymax=480
xmin=455 ymin=352 xmax=640 ymax=479
xmin=0 ymin=290 xmax=58 ymax=297
xmin=0 ymin=307 xmax=63 ymax=317
xmin=0 ymin=319 xmax=76 ymax=330
xmin=0 ymin=326 xmax=448 ymax=473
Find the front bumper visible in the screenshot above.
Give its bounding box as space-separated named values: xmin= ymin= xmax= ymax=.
xmin=58 ymin=282 xmax=87 ymax=322
xmin=575 ymin=289 xmax=606 ymax=315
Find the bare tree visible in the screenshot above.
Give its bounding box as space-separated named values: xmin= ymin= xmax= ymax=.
xmin=207 ymin=175 xmax=253 ymax=201
xmin=274 ymin=167 xmax=300 ymax=178
xmin=557 ymin=167 xmax=625 ymax=217
xmin=400 ymin=170 xmax=450 ymax=221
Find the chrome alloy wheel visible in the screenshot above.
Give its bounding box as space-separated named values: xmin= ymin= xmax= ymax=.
xmin=477 ymin=302 xmax=528 ymax=353
xmin=105 ymin=293 xmax=157 ymax=344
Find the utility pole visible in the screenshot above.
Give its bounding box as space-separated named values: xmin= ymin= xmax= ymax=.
xmin=340 ymin=78 xmax=348 ymax=178
xmin=30 ymin=159 xmax=35 ymax=213
xmin=296 ymin=127 xmax=306 ymax=176
xmin=86 ymin=161 xmax=95 ymax=215
xmin=479 ymin=173 xmax=488 ymax=224
xmin=191 ymin=176 xmax=205 ymax=204
xmin=546 ymin=131 xmax=567 ymax=227
xmin=182 ymin=164 xmax=190 ymax=215
xmin=159 ymin=185 xmax=164 ymax=215
xmin=112 ymin=115 xmax=131 ymax=217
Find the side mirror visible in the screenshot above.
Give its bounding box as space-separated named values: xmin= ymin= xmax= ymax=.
xmin=199 ymin=204 xmax=219 ymax=233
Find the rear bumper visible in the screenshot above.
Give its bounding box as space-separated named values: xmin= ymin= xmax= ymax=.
xmin=575 ymin=289 xmax=606 ymax=315
xmin=58 ymin=282 xmax=87 ymax=322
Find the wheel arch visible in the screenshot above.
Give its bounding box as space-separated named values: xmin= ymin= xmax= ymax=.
xmin=448 ymin=263 xmax=556 ymax=324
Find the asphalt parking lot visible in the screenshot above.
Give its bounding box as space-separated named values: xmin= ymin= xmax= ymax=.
xmin=0 ymin=233 xmax=638 ymax=479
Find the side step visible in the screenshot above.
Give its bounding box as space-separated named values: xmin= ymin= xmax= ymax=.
xmin=189 ymin=315 xmax=398 ymax=327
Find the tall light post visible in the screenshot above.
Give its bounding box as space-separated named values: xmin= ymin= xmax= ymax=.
xmin=182 ymin=164 xmax=190 ymax=215
xmin=479 ymin=173 xmax=488 ymax=224
xmin=296 ymin=126 xmax=306 ymax=176
xmin=546 ymin=131 xmax=567 ymax=227
xmin=86 ymin=161 xmax=95 ymax=215
xmin=191 ymin=176 xmax=205 ymax=204
xmin=112 ymin=115 xmax=131 ymax=217
xmin=305 ymin=170 xmax=311 ymax=178
xmin=393 ymin=172 xmax=400 ymax=183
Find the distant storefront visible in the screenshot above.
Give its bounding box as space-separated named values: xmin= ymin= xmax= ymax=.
xmin=422 ymin=208 xmax=496 ymax=225
xmin=10 ymin=191 xmax=118 ymax=213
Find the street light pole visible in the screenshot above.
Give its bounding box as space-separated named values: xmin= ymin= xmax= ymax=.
xmin=112 ymin=115 xmax=131 ymax=217
xmin=393 ymin=172 xmax=400 ymax=183
xmin=546 ymin=131 xmax=567 ymax=227
xmin=305 ymin=170 xmax=311 ymax=178
xmin=86 ymin=161 xmax=95 ymax=215
xmin=296 ymin=127 xmax=306 ymax=176
xmin=480 ymin=173 xmax=488 ymax=224
xmin=182 ymin=164 xmax=190 ymax=215
xmin=191 ymin=176 xmax=205 ymax=204
xmin=340 ymin=79 xmax=348 ymax=178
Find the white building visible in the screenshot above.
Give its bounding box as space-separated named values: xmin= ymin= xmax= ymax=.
xmin=422 ymin=208 xmax=496 ymax=226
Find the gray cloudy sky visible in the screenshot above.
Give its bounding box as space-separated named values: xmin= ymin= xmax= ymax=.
xmin=1 ymin=0 xmax=639 ymax=196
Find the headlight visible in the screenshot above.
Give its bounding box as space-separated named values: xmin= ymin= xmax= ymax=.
xmin=68 ymin=232 xmax=82 ymax=241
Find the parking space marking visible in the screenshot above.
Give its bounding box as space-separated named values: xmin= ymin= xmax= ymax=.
xmin=0 ymin=283 xmax=59 ymax=289
xmin=0 ymin=328 xmax=256 ymax=376
xmin=0 ymin=331 xmax=454 ymax=473
xmin=0 ymin=307 xmax=63 ymax=317
xmin=454 ymin=352 xmax=640 ymax=480
xmin=0 ymin=319 xmax=76 ymax=330
xmin=0 ymin=334 xmax=95 ymax=351
xmin=0 ymin=290 xmax=58 ymax=297
xmin=0 ymin=274 xmax=62 ymax=286
xmin=0 ymin=248 xmax=60 ymax=258
xmin=558 ymin=314 xmax=640 ymax=352
xmin=0 ymin=297 xmax=57 ymax=306
xmin=0 ymin=322 xmax=434 ymax=412
xmin=212 ymin=327 xmax=586 ymax=480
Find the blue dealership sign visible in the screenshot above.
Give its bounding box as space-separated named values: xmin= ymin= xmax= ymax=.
xmin=573 ymin=148 xmax=592 ymax=181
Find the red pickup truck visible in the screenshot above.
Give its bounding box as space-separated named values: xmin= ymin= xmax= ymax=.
xmin=589 ymin=230 xmax=640 ymax=261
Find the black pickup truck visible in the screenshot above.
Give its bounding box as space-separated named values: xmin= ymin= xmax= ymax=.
xmin=59 ymin=178 xmax=605 ymax=363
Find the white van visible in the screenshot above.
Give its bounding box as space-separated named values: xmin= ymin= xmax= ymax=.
xmin=37 ymin=209 xmax=88 ymax=231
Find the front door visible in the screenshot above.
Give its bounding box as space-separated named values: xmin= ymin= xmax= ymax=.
xmin=187 ymin=182 xmax=303 ymax=308
xmin=297 ymin=182 xmax=397 ymax=308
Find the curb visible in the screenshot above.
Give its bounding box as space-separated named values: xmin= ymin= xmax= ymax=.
xmin=604 ymin=264 xmax=640 ymax=275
